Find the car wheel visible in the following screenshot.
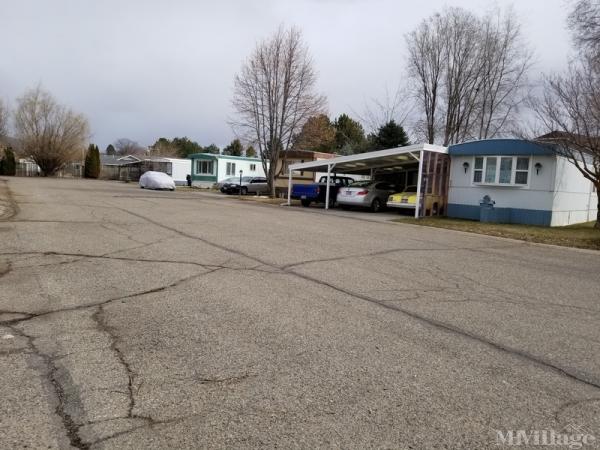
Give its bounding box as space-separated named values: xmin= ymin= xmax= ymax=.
xmin=301 ymin=199 xmax=311 ymax=207
xmin=241 ymin=187 xmax=248 ymax=195
xmin=370 ymin=198 xmax=382 ymax=212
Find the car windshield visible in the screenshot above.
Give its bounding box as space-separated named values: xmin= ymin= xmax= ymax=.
xmin=402 ymin=185 xmax=417 ymax=193
xmin=348 ymin=181 xmax=372 ymax=188
xmin=241 ymin=177 xmax=253 ymax=182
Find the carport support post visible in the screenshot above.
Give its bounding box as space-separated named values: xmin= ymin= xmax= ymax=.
xmin=287 ymin=170 xmax=292 ymax=205
xmin=325 ymin=163 xmax=332 ymax=210
xmin=415 ymin=150 xmax=424 ymax=219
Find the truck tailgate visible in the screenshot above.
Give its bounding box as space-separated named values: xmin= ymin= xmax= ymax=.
xmin=291 ymin=184 xmax=319 ymax=199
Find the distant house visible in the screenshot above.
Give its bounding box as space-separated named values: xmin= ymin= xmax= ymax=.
xmin=100 ymin=155 xmax=191 ymax=185
xmin=447 ymin=139 xmax=598 ymax=226
xmin=100 ymin=155 xmax=142 ymax=180
xmin=16 ymin=158 xmax=40 ymax=177
xmin=187 ymin=153 xmax=266 ymax=187
xmin=274 ymin=150 xmax=338 ymax=196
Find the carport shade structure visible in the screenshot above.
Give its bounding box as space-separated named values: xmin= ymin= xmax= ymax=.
xmin=287 ymin=143 xmax=448 ymax=217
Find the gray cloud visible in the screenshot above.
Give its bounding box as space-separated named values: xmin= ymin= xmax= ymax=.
xmin=0 ymin=0 xmax=571 ymax=150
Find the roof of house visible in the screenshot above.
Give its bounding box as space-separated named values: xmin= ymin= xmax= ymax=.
xmin=289 ymin=143 xmax=447 ymax=175
xmin=448 ymin=139 xmax=555 ymax=156
xmin=284 ymin=149 xmax=338 ymax=160
xmin=187 ymin=152 xmax=262 ymax=161
xmin=100 ymin=154 xmax=144 ymax=165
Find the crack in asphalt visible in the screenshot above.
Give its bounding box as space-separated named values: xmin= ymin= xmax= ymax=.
xmin=284 ymin=268 xmax=600 ymax=390
xmin=0 ymin=260 xmax=11 ymax=279
xmin=1 ymin=266 xmax=225 ymax=448
xmin=195 ymin=373 xmax=251 ymax=384
xmin=0 ymin=250 xmax=274 ymax=275
xmin=4 ymin=323 xmax=91 ymax=450
xmin=554 ymin=397 xmax=600 ymax=424
xmin=91 ymin=305 xmax=137 ymax=419
xmin=434 ymin=266 xmax=600 ymax=316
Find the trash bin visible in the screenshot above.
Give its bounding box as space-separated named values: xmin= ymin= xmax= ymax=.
xmin=479 ymin=195 xmax=496 ymax=223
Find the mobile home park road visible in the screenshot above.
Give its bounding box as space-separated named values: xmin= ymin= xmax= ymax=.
xmin=1 ymin=177 xmax=599 ymax=449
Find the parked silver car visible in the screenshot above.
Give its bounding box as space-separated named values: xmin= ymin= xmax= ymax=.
xmin=336 ymin=180 xmax=396 ymax=212
xmin=221 ymin=176 xmax=269 ymax=195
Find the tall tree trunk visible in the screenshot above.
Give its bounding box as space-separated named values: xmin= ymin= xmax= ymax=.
xmin=596 ymin=183 xmax=600 ymax=229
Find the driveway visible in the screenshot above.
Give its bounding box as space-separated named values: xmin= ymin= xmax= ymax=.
xmin=1 ymin=177 xmax=599 ymax=449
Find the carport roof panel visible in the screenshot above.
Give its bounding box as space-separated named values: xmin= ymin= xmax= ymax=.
xmin=288 ymin=143 xmax=447 ymax=173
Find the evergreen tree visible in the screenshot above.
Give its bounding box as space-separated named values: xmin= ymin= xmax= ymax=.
xmin=222 ymin=139 xmax=244 ymax=156
xmin=2 ymin=147 xmax=16 ymax=176
xmin=333 ymin=114 xmax=366 ymax=154
xmin=171 ymin=137 xmax=204 ymax=157
xmin=93 ymin=145 xmax=101 ymax=178
xmin=373 ymin=120 xmax=410 ymax=150
xmin=106 ymin=144 xmax=116 ymax=155
xmin=204 ymin=144 xmax=220 ymax=154
xmin=246 ymin=145 xmax=257 ymax=157
xmin=84 ymin=144 xmax=101 ymax=178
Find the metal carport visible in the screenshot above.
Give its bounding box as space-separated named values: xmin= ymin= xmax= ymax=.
xmin=287 ymin=143 xmax=448 ymax=217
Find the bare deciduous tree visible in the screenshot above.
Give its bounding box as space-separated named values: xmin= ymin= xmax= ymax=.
xmin=114 ymin=138 xmax=146 ymax=156
xmin=534 ymin=60 xmax=600 ymax=227
xmin=148 ymin=138 xmax=180 ymax=157
xmin=231 ymin=25 xmax=326 ymax=196
xmin=532 ymin=0 xmax=600 ymax=228
xmin=0 ymin=99 xmax=9 ymax=139
xmin=14 ymin=87 xmax=89 ymax=176
xmin=440 ymin=8 xmax=482 ymax=145
xmin=406 ymin=14 xmax=445 ymax=144
xmin=475 ymin=8 xmax=532 ymax=140
xmin=406 ymin=7 xmax=532 ymax=145
xmin=356 ymin=84 xmax=412 ymax=136
xmin=568 ymin=0 xmax=600 ymax=61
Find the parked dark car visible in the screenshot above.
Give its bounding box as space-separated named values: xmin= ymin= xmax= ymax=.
xmin=214 ymin=177 xmax=238 ymax=190
xmin=221 ymin=177 xmax=269 ymax=195
xmin=291 ymin=176 xmax=355 ymax=208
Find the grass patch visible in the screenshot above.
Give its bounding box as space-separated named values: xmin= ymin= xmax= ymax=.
xmin=395 ymin=217 xmax=600 ymax=250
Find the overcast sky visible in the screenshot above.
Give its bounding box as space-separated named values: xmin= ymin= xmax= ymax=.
xmin=1 ymin=0 xmax=573 ymax=150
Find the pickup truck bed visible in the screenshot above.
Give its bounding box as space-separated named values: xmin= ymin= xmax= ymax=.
xmin=291 ymin=176 xmax=355 ymax=207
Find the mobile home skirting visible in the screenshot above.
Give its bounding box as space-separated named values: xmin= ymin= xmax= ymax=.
xmin=447 ymin=203 xmax=553 ymax=226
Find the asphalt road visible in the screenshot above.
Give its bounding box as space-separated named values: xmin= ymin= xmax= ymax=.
xmin=1 ymin=177 xmax=600 ymax=449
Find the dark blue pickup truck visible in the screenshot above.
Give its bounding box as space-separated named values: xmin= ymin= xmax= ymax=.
xmin=291 ymin=176 xmax=355 ymax=208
